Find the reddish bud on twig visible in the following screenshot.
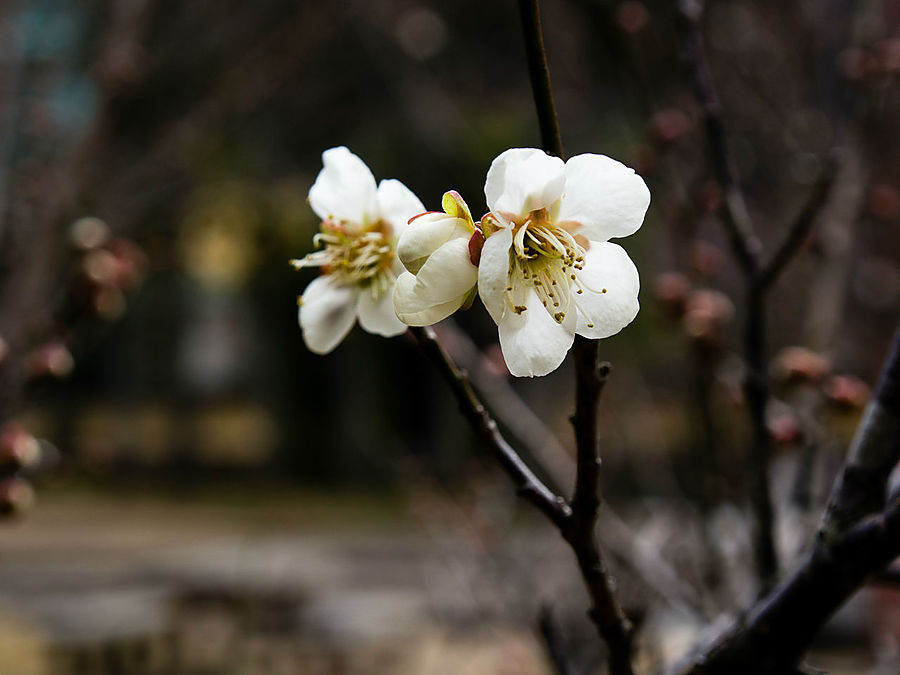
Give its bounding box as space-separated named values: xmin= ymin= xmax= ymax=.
xmin=0 ymin=477 xmax=35 ymax=517
xmin=768 ymin=414 xmax=803 ymax=446
xmin=69 ymin=217 xmax=110 ymax=251
xmin=616 ymin=1 xmax=650 ymax=34
xmin=773 ymin=346 xmax=831 ymax=385
xmin=824 ymin=375 xmax=870 ymax=410
xmin=682 ymin=288 xmax=734 ymax=347
xmin=689 ymin=240 xmax=724 ymax=280
xmin=25 ymin=342 xmax=74 ymax=379
xmin=650 ymin=108 xmax=691 ymax=145
xmin=866 ymin=184 xmax=900 ymax=221
xmin=0 ymin=423 xmax=41 ymax=471
xmin=694 ymin=181 xmax=722 ymax=213
xmin=653 ymin=272 xmax=690 ymax=319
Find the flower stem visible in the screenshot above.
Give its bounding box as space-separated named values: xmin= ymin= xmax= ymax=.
xmin=517 ymin=2 xmax=634 ymax=672
xmin=517 ymin=0 xmax=563 ymax=159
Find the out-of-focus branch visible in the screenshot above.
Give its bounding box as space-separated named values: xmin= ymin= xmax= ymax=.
xmin=410 ymin=326 xmax=570 ymax=529
xmin=676 ymin=0 xmax=776 ymax=589
xmin=537 ymin=606 xmax=577 ymax=675
xmin=756 ymin=164 xmax=837 ymax=293
xmin=671 ymin=329 xmax=900 ymax=674
xmin=675 ymin=0 xmax=838 ymax=592
xmin=675 ymin=0 xmax=760 ymax=276
xmin=518 ymin=2 xmax=636 ymax=672
xmin=432 ymin=321 xmax=574 ymax=490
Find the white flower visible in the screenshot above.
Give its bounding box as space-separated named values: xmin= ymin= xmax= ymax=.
xmin=478 ymin=148 xmax=650 ymax=377
xmin=393 ymin=190 xmax=480 ymax=326
xmin=292 ymin=147 xmax=425 ymax=354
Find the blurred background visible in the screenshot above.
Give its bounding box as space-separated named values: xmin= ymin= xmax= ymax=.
xmin=0 ymin=0 xmax=898 ymax=673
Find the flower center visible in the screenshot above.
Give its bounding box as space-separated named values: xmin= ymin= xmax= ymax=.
xmin=292 ymin=220 xmax=395 ymax=296
xmin=505 ymin=212 xmax=586 ymax=324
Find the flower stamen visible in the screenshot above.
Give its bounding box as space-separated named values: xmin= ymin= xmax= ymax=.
xmin=292 ymin=219 xmax=396 ymax=296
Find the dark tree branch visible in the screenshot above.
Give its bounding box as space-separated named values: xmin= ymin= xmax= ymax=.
xmin=565 ymin=343 xmax=634 ymax=674
xmin=821 ymin=329 xmax=900 ymax=539
xmin=410 ymin=326 xmax=570 ymax=528
xmin=742 ymin=291 xmax=778 ymax=589
xmin=671 ymin=329 xmax=900 ymax=674
xmin=517 ymin=2 xmax=636 ymax=671
xmin=517 ymin=0 xmax=564 ymax=159
xmin=671 ymin=499 xmax=900 ymax=674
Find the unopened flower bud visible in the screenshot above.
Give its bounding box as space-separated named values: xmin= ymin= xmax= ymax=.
xmin=653 ymin=272 xmax=690 ymax=320
xmin=0 ymin=423 xmax=41 ymax=471
xmin=0 ymin=477 xmax=36 ymax=517
xmin=773 ymin=346 xmax=830 ymax=385
xmin=25 ymin=342 xmax=74 ymax=379
xmin=768 ymin=414 xmax=803 ymax=446
xmin=682 ymin=289 xmax=734 ymax=346
xmin=824 ymin=375 xmax=870 ymax=410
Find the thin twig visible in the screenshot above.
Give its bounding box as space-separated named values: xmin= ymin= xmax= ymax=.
xmin=676 ymin=0 xmax=794 ymax=590
xmin=410 ymin=326 xmax=570 ymax=528
xmin=675 ymin=0 xmax=760 ymax=276
xmin=756 ymin=164 xmax=837 ymax=292
xmin=565 ymin=342 xmax=634 ymax=674
xmin=537 ymin=606 xmax=577 ymax=675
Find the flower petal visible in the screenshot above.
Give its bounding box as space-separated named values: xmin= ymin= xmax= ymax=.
xmin=498 ymin=288 xmax=576 ymax=377
xmin=477 ymin=226 xmax=514 ymax=324
xmin=308 ymin=147 xmax=378 ymax=225
xmin=406 ymin=237 xmax=477 ymax=304
xmin=357 ymin=285 xmax=407 ymax=337
xmin=299 ymin=275 xmax=358 ymax=354
xmin=573 ymin=242 xmax=640 ymax=339
xmin=398 ymin=213 xmax=471 ymax=274
xmin=376 ymin=178 xmax=425 ymax=237
xmin=484 ymin=148 xmax=565 ymax=218
xmin=557 ymin=154 xmax=650 ymax=241
xmin=394 ymin=272 xmax=466 ymax=326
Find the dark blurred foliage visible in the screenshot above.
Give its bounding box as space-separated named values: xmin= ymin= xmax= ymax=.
xmin=0 ymin=0 xmax=897 ymax=502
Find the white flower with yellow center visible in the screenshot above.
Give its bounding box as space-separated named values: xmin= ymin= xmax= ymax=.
xmin=393 ymin=190 xmax=481 ymax=326
xmin=478 ymin=148 xmax=650 ymax=377
xmin=292 ymin=147 xmax=425 ymax=354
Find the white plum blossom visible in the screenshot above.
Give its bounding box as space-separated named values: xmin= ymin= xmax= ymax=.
xmin=477 ymin=148 xmax=650 ymax=377
xmin=292 ymin=147 xmax=425 ymax=354
xmin=393 ymin=190 xmax=481 ymax=326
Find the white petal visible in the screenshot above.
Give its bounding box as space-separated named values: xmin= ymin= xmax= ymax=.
xmin=394 ymin=272 xmax=466 ymax=326
xmin=484 ymin=148 xmax=565 ymax=217
xmin=498 ymin=288 xmax=576 ymax=377
xmin=398 ymin=213 xmax=470 ymax=274
xmin=299 ymin=275 xmax=357 ymax=354
xmin=573 ymin=242 xmax=640 ymax=339
xmin=477 ymin=227 xmax=514 ymax=324
xmin=357 ymin=285 xmax=407 ymax=337
xmin=557 ymin=154 xmax=650 ymax=241
xmin=407 ymin=237 xmax=477 ymax=305
xmin=376 ymin=178 xmax=425 ymax=237
xmin=308 ymin=147 xmax=378 ymax=225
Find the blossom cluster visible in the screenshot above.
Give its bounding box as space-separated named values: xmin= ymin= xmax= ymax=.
xmin=292 ymin=146 xmax=650 ymax=377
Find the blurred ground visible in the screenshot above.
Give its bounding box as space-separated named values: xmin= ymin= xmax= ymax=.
xmin=0 ymin=487 xmax=561 ymax=674
xmin=0 ymin=487 xmax=888 ymax=675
